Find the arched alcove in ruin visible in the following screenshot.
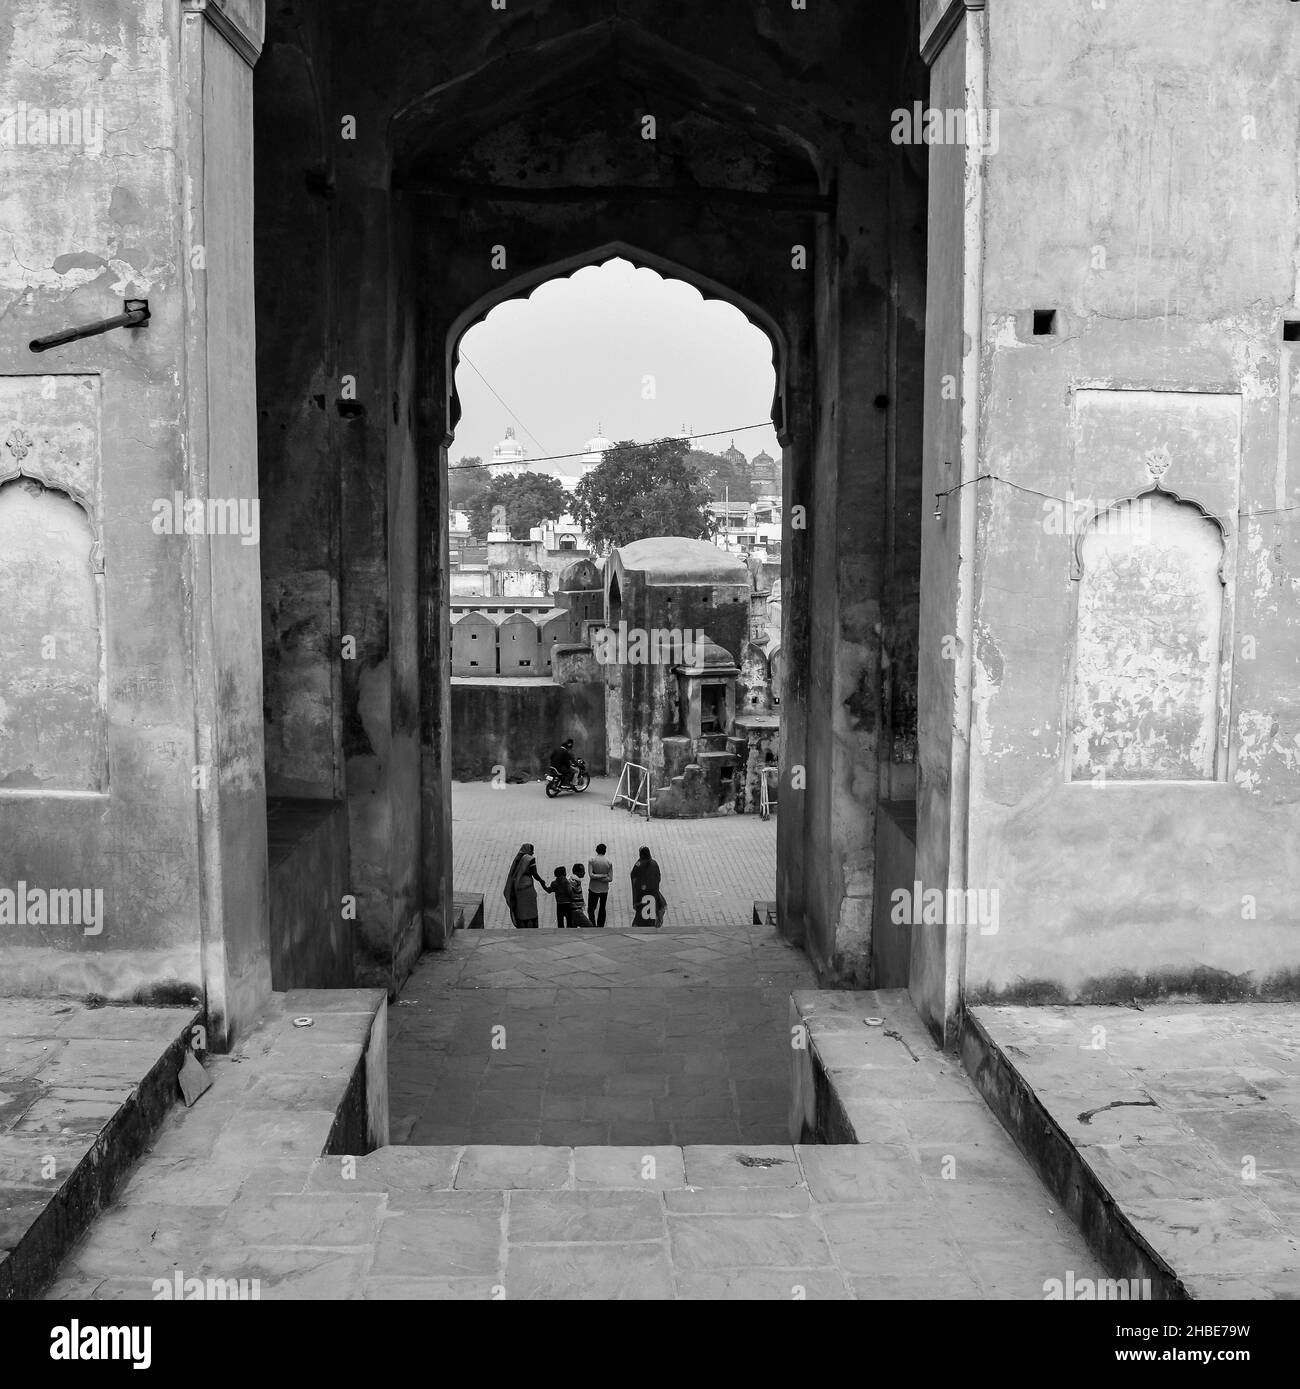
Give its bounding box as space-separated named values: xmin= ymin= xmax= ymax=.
xmin=1069 ymin=490 xmax=1229 ymax=782
xmin=0 ymin=478 xmax=106 ymax=793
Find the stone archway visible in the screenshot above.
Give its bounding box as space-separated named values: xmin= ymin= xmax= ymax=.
xmin=251 ymin=1 xmax=932 ymax=1020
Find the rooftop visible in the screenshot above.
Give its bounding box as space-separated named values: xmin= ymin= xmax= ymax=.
xmin=615 ymin=536 xmax=748 ymax=584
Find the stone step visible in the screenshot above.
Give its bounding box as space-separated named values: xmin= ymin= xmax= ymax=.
xmin=452 ymin=891 xmax=484 ymax=929
xmin=0 ymin=1001 xmax=199 ymax=1300
xmin=70 ymin=1140 xmax=1095 ymax=1299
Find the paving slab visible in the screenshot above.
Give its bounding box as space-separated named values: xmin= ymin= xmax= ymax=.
xmin=45 ymin=1139 xmax=1099 ymax=1299
xmin=390 ymin=894 xmax=815 ymax=1145
xmin=0 ymin=999 xmax=198 ymax=1298
xmin=973 ymin=1002 xmax=1300 ymax=1299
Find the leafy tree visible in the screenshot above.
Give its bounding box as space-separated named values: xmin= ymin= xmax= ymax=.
xmin=467 ymin=472 xmax=571 ymax=540
xmin=686 ymin=447 xmax=755 ymax=503
xmin=448 ymin=456 xmax=490 ymax=512
xmin=571 ymin=437 xmax=719 ymax=553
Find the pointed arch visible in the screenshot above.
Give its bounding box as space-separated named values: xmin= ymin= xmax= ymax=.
xmin=1070 ymin=483 xmax=1230 ymax=583
xmin=443 ymin=242 xmax=792 ymax=450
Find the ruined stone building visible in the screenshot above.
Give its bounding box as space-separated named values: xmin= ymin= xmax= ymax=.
xmin=2 ymin=0 xmax=1299 ymax=1056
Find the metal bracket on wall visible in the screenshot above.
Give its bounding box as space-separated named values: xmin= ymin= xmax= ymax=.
xmin=29 ymin=299 xmax=150 ymax=354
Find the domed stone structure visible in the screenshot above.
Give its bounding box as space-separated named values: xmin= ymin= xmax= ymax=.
xmin=580 ymin=425 xmax=613 ymax=467
xmin=488 ymin=424 xmax=527 ymax=475
xmin=751 ymin=447 xmax=781 ymax=500
xmin=603 ymin=537 xmax=750 ymax=816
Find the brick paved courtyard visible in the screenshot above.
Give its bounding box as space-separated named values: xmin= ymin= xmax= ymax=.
xmin=451 ymin=777 xmax=777 ymax=930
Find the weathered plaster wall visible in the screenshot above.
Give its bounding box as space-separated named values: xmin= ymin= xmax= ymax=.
xmin=871 ymin=800 xmax=918 ymax=988
xmin=267 ymin=797 xmax=350 ymax=990
xmin=185 ymin=3 xmax=273 ymax=1045
xmin=912 ymin=20 xmax=972 ymax=1041
xmin=0 ymin=0 xmax=271 ymax=1042
xmin=0 ymin=469 xmax=105 ymax=792
xmin=964 ymin=0 xmax=1300 ymax=1002
xmin=0 ymin=1 xmax=200 ymax=1003
xmin=450 ymin=680 xmax=606 ymax=781
xmin=254 ymin=4 xmax=341 ymax=802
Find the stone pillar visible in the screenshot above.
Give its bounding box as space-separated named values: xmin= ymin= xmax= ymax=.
xmin=179 ymin=0 xmax=272 ymax=1046
xmin=912 ymin=0 xmax=986 ymax=1045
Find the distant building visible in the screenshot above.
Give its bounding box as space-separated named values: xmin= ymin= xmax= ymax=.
xmin=751 ymin=447 xmax=781 ymax=502
xmin=487 ymin=424 xmax=528 ymax=477
xmin=603 ymin=537 xmax=751 ymax=815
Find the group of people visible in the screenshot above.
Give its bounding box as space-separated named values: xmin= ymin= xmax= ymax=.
xmin=502 ymin=842 xmax=668 ymax=929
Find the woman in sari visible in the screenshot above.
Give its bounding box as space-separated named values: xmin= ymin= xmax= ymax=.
xmin=630 ymin=845 xmax=666 ymax=928
xmin=503 ymin=842 xmax=546 ymax=928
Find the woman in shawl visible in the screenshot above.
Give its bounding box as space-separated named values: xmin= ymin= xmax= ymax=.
xmin=503 ymin=842 xmax=547 ymax=928
xmin=629 ymin=845 xmax=666 ymax=928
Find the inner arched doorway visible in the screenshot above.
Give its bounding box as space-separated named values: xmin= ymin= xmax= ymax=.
xmin=253 ymin=7 xmax=932 ymax=1036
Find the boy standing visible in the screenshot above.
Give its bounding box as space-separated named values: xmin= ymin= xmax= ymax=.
xmin=544 ymin=865 xmax=574 ymax=927
xmin=587 ymin=843 xmax=612 ymax=928
xmin=568 ymin=864 xmax=593 ymax=928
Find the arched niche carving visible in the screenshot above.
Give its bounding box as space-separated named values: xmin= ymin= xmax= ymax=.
xmin=1070 ymin=483 xmax=1229 ymax=583
xmin=0 ymin=474 xmax=107 ymax=792
xmin=1 ymin=425 xmax=103 ymax=573
xmin=1068 ymin=488 xmax=1229 ymax=782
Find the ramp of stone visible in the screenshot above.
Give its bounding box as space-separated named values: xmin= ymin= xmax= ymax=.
xmin=389 ymin=926 xmax=815 ymax=1146
xmin=40 ymin=988 xmax=387 ymax=1300
xmin=0 ymin=1000 xmax=198 ymax=1299
xmin=969 ymin=1003 xmax=1300 ymax=1299
xmin=46 ymin=1142 xmax=1099 ymax=1300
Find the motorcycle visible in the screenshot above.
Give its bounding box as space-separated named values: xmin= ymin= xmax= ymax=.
xmin=545 ymin=757 xmax=590 ymax=797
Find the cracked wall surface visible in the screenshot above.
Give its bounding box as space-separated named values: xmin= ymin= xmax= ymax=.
xmin=959 ymin=0 xmax=1300 ymax=1003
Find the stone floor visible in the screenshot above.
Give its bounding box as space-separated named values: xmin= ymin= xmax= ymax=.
xmin=1 ymin=999 xmax=197 ymax=1297
xmin=46 ymin=1138 xmax=1099 ymax=1300
xmin=975 ymin=1003 xmax=1300 ymax=1298
xmin=41 ymin=958 xmax=1105 ymax=1298
xmin=452 ymin=776 xmax=776 ymax=930
xmin=389 ymin=923 xmax=815 ymax=1145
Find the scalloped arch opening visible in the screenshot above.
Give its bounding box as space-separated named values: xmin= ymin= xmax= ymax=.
xmin=446 ymin=247 xmax=789 ymax=455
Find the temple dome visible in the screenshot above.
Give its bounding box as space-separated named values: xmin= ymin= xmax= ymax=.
xmin=491 ymin=425 xmax=527 ymax=467
xmin=581 ymin=425 xmax=613 ymax=463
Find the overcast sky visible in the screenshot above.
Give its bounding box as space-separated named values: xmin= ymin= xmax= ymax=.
xmin=451 ymin=257 xmax=782 ymax=469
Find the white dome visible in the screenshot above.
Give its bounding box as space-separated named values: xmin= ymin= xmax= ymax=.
xmin=491 ymin=425 xmax=527 ymax=467
xmin=581 ymin=425 xmax=612 ymax=462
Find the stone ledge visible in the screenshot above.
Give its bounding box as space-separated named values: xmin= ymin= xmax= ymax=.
xmin=0 ymin=1002 xmax=199 ymax=1300
xmin=965 ymin=1003 xmax=1300 ymax=1301
xmin=30 ymin=989 xmax=386 ymax=1299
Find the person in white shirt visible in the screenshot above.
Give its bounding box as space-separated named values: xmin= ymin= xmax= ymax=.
xmin=587 ymin=842 xmax=612 ymax=928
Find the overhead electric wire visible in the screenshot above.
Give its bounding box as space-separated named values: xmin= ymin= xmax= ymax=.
xmin=458 ymin=351 xmax=550 ymax=456
xmin=448 ymin=420 xmax=777 ymax=469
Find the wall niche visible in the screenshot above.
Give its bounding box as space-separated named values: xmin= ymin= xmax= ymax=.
xmin=0 ymin=376 xmax=106 ymax=793
xmin=1069 ymin=490 xmax=1226 ymax=782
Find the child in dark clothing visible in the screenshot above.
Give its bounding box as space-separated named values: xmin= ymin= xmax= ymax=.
xmin=544 ymin=866 xmax=574 ymax=927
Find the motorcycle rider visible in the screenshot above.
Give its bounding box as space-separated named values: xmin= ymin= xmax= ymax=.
xmin=550 ymin=737 xmax=577 ymax=789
